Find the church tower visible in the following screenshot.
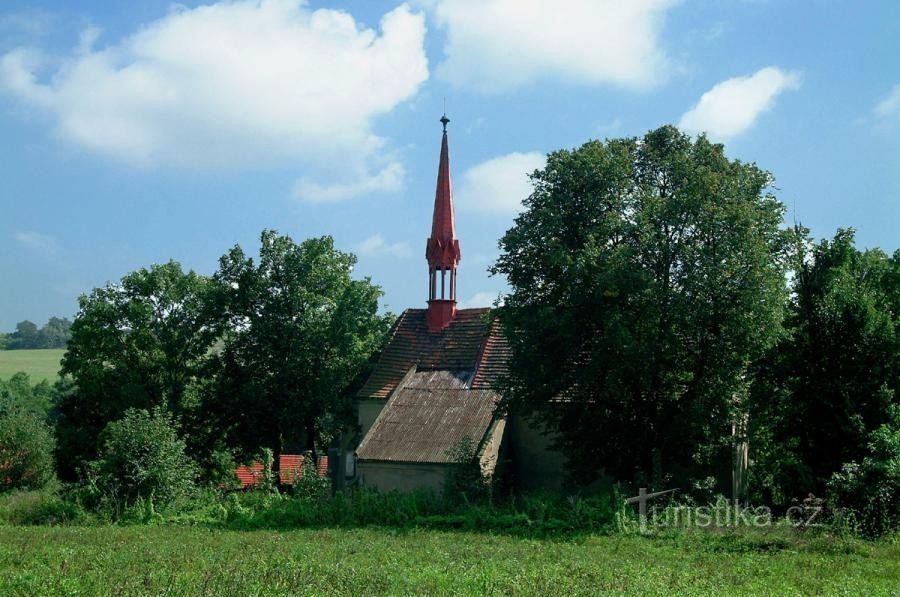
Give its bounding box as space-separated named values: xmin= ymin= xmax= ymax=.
xmin=425 ymin=114 xmax=461 ymax=331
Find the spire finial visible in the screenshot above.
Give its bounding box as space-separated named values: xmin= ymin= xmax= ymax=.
xmin=440 ymin=112 xmax=449 ymax=133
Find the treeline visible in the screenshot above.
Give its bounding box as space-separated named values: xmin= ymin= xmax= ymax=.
xmin=0 ymin=317 xmax=72 ymax=350
xmin=1 ymin=125 xmax=897 ymax=538
xmin=2 ymin=231 xmax=391 ymax=517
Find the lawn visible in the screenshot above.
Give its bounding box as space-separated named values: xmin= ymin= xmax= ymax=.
xmin=0 ymin=526 xmax=897 ymax=594
xmin=0 ymin=349 xmax=65 ymax=382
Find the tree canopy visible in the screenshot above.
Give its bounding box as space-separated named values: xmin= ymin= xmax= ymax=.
xmin=212 ymin=231 xmax=392 ymax=475
xmin=749 ymin=228 xmax=899 ymax=505
xmin=56 ymin=262 xmax=220 ymax=479
xmin=492 ymin=125 xmax=791 ymax=490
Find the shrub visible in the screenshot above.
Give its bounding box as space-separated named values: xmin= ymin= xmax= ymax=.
xmin=0 ymin=489 xmax=89 ymax=525
xmin=290 ymin=454 xmax=330 ymax=503
xmin=444 ymin=436 xmax=489 ymax=504
xmin=827 ymin=406 xmax=900 ymax=537
xmin=0 ymin=405 xmax=56 ymax=491
xmin=88 ymin=408 xmax=198 ymax=516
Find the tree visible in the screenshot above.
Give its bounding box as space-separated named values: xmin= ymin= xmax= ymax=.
xmin=827 ymin=405 xmax=900 ymax=537
xmin=89 ymin=408 xmax=198 ymax=513
xmin=492 ymin=126 xmax=789 ymax=491
xmin=56 ymin=262 xmax=221 ymax=480
xmin=7 ymin=320 xmax=39 ymax=349
xmin=749 ymin=229 xmax=898 ymax=504
xmin=0 ymin=372 xmax=54 ymax=420
xmin=0 ymin=405 xmax=56 ymax=491
xmin=213 ymin=231 xmax=391 ymax=482
xmin=39 ymin=317 xmax=72 ymax=348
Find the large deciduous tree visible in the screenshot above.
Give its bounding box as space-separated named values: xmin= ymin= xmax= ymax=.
xmin=492 ymin=126 xmax=789 ymax=491
xmin=213 ymin=231 xmax=391 ymax=480
xmin=56 ymin=262 xmax=220 ymax=480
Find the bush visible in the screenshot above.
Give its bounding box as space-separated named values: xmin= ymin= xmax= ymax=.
xmin=87 ymin=408 xmax=198 ymax=516
xmin=0 ymin=489 xmax=89 ymax=525
xmin=444 ymin=436 xmax=490 ymax=505
xmin=827 ymin=407 xmax=900 ymax=537
xmin=0 ymin=405 xmax=56 ymax=491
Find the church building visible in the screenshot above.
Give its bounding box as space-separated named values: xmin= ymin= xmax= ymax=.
xmin=353 ymin=116 xmax=565 ymax=493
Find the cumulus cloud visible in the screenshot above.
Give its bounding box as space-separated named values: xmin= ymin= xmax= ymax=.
xmin=678 ymin=66 xmax=801 ymax=140
xmin=0 ymin=0 xmax=428 ymax=188
xmin=873 ymin=84 xmax=900 ymax=123
xmin=293 ymin=162 xmax=405 ymax=203
xmin=14 ymin=231 xmax=59 ymax=256
xmin=432 ymin=0 xmax=677 ymax=93
xmin=455 ymin=151 xmax=545 ymax=215
xmin=354 ymin=233 xmax=412 ymax=259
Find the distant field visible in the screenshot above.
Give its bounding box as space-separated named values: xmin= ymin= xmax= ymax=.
xmin=0 ymin=526 xmax=898 ymax=594
xmin=0 ymin=349 xmax=65 ymax=382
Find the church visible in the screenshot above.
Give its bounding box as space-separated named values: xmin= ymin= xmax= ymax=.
xmin=351 ymin=116 xmax=566 ymax=493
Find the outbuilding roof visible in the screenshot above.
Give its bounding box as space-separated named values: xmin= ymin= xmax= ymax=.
xmin=356 ymin=370 xmax=498 ymax=464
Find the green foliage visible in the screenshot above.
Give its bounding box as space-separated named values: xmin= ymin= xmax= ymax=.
xmin=749 ymin=229 xmax=899 ymax=505
xmin=0 ymin=371 xmax=55 ymax=419
xmin=217 ymin=486 xmax=618 ymax=535
xmin=492 ymin=126 xmax=789 ymax=491
xmin=827 ymin=407 xmax=900 ymax=537
xmin=0 ymin=405 xmax=56 ymax=491
xmin=443 ymin=436 xmax=489 ymax=504
xmin=213 ymin=231 xmax=392 ymax=467
xmin=2 ymin=318 xmax=72 ymax=350
xmin=87 ymin=408 xmax=198 ymax=516
xmin=289 ymin=454 xmax=330 ymax=503
xmin=0 ymin=488 xmax=89 ymax=525
xmin=56 ymin=261 xmax=221 ymax=480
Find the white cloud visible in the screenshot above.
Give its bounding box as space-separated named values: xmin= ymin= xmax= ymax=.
xmin=461 ymin=291 xmax=504 ymax=308
xmin=293 ymin=161 xmax=405 ymax=203
xmin=873 ymin=84 xmax=900 ymax=123
xmin=432 ymin=0 xmax=677 ymax=93
xmin=354 ymin=233 xmax=412 ymax=259
xmin=678 ymin=66 xmax=801 ymax=140
xmin=13 ymin=231 xmax=59 ymax=256
xmin=456 ymin=151 xmax=545 ymax=215
xmin=0 ymin=0 xmax=428 ymax=183
xmin=13 ymin=230 xmax=63 ymax=263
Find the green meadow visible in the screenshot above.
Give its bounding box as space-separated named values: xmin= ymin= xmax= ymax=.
xmin=0 ymin=349 xmax=65 ymax=382
xmin=0 ymin=526 xmax=897 ymax=595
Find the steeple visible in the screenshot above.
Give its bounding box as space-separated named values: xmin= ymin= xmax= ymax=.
xmin=425 ymin=114 xmax=461 ymax=331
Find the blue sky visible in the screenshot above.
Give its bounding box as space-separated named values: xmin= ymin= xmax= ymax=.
xmin=1 ymin=0 xmax=898 ymax=330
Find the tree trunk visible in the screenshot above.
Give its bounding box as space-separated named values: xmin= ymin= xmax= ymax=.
xmin=306 ymin=420 xmax=318 ymax=461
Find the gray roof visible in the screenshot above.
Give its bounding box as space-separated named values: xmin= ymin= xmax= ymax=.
xmin=356 ymin=369 xmax=499 ymax=464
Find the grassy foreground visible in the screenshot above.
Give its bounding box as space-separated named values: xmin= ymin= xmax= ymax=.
xmin=1 ymin=526 xmax=898 ymax=594
xmin=0 ymin=348 xmax=64 ymax=382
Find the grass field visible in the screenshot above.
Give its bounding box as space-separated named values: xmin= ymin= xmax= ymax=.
xmin=0 ymin=526 xmax=898 ymax=594
xmin=0 ymin=349 xmax=65 ymax=382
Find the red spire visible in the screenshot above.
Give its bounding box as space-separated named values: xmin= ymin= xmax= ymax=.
xmin=426 ymin=114 xmax=460 ymax=331
xmin=426 ymin=115 xmax=461 ymax=269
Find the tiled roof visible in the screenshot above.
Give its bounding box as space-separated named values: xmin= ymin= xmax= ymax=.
xmin=356 ymin=370 xmax=498 ymax=464
xmin=357 ymin=308 xmax=497 ymax=400
xmin=472 ymin=319 xmax=510 ymax=390
xmin=234 ymin=454 xmax=328 ymax=488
